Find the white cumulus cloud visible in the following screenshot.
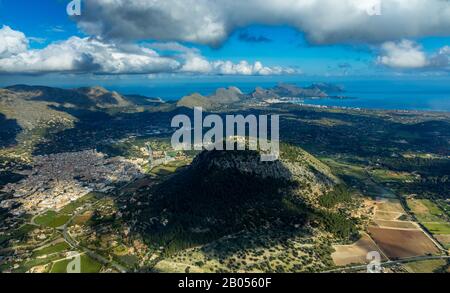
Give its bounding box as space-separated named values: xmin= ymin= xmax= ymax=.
xmin=378 ymin=40 xmax=428 ymax=69
xmin=378 ymin=40 xmax=450 ymax=71
xmin=209 ymin=61 xmax=296 ymax=76
xmin=0 ymin=25 xmax=28 ymax=58
xmin=0 ymin=36 xmax=180 ymax=74
xmin=154 ymin=43 xmax=297 ymax=75
xmin=0 ymin=27 xmax=295 ymax=76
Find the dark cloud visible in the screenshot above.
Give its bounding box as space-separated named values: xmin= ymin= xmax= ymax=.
xmin=75 ymin=0 xmax=450 ymax=47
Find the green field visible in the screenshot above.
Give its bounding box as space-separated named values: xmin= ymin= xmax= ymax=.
xmin=424 ymin=222 xmax=450 ymax=235
xmin=151 ymin=165 xmax=176 ymax=176
xmin=408 ymin=199 xmax=447 ymax=223
xmin=34 ymin=211 xmax=71 ymax=228
xmin=321 ymin=158 xmax=366 ymax=180
xmin=407 ymin=199 xmax=450 ymax=242
xmin=404 ymin=259 xmax=447 ymax=273
xmin=60 ymin=192 xmax=101 ymax=214
xmin=370 ymin=169 xmax=414 ymax=183
xmin=50 ymin=254 xmax=103 ymax=273
xmin=33 ymin=241 xmax=70 ymax=257
xmin=150 ymin=160 xmax=189 ymax=176
xmin=321 ymin=158 xmax=396 ymax=198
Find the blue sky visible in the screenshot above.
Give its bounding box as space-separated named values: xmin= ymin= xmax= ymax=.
xmin=0 ymin=0 xmax=80 ymax=43
xmin=0 ymin=0 xmax=449 ymax=86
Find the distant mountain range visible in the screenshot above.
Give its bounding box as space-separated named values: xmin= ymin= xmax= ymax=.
xmin=177 ymin=83 xmax=346 ymax=110
xmin=3 ymin=85 xmax=164 ymax=109
xmin=0 ymin=85 xmax=164 ymax=133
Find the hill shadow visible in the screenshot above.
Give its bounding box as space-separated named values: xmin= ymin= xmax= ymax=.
xmin=0 ymin=113 xmax=22 ymax=148
xmin=31 ymin=106 xmax=191 ymax=156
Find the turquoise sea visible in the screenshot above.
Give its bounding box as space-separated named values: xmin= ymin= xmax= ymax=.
xmin=106 ymin=79 xmax=450 ymax=112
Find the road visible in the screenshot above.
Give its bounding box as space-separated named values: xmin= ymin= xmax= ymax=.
xmin=323 ymin=255 xmax=450 ymax=273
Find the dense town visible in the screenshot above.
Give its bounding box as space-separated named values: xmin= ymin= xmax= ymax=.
xmin=1 ymin=150 xmax=144 ymax=216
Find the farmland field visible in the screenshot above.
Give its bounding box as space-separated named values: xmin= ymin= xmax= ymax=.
xmin=374 ymin=211 xmax=403 ymax=221
xmin=372 ymin=198 xmax=407 ymax=221
xmin=403 ymin=259 xmax=447 ymax=273
xmin=407 ymin=198 xmax=450 ymax=249
xmin=435 ymin=235 xmax=450 ymax=249
xmin=373 ymin=220 xmax=418 ymax=229
xmin=423 ymin=222 xmax=450 ymax=235
xmin=332 ymin=233 xmax=386 ymax=266
xmin=368 ymin=227 xmax=439 ymax=259
xmin=407 ymin=199 xmax=447 ymax=223
xmin=377 ymin=199 xmax=405 ymax=214
xmin=370 ymin=169 xmax=414 ymax=183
